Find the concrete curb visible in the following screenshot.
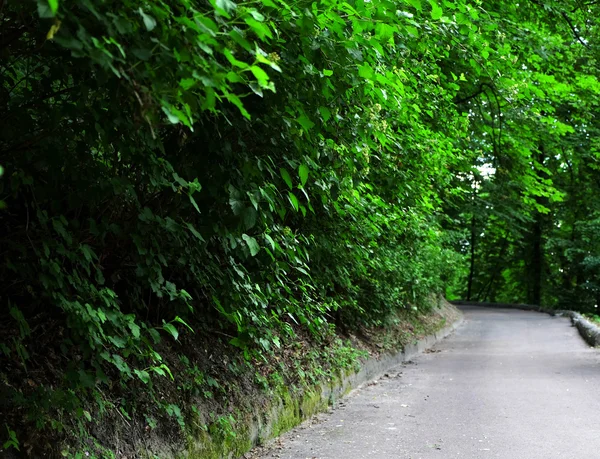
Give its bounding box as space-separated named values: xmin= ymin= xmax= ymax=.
xmin=326 ymin=311 xmax=464 ymax=403
xmin=451 ymin=301 xmax=600 ymax=347
xmin=229 ymin=308 xmax=465 ymax=459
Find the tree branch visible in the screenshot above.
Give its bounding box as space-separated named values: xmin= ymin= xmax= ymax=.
xmin=561 ymin=11 xmax=590 ymax=48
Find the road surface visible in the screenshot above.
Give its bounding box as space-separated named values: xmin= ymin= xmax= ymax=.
xmin=256 ymin=306 xmax=600 ymax=459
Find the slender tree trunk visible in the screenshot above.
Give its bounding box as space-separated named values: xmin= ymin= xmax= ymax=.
xmin=479 ymin=236 xmax=509 ymax=302
xmin=467 ymin=214 xmax=476 ymax=301
xmin=529 ymin=145 xmax=547 ymax=306
xmin=530 ymin=217 xmax=543 ymax=305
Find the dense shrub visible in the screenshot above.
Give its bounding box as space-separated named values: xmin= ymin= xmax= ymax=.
xmin=13 ymin=0 xmax=598 ymax=453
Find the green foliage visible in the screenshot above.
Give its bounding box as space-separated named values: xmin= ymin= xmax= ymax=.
xmin=4 ymin=0 xmax=600 ymax=454
xmin=443 ymin=0 xmax=600 ymax=309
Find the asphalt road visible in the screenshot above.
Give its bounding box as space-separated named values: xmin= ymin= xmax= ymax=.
xmin=256 ymin=306 xmax=600 ymax=459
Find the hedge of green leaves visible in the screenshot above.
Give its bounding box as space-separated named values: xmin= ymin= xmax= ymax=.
xmin=0 ymin=0 xmax=495 ymax=453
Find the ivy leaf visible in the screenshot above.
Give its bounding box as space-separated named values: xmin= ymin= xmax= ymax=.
xmin=298 ymin=165 xmax=309 ymax=186
xmin=155 ymin=364 xmax=174 ymax=380
xmin=52 ymin=218 xmax=72 ymax=245
xmin=280 ymin=168 xmax=293 ymax=189
xmin=109 ymin=336 xmax=127 ymax=348
xmin=48 ymin=0 xmax=59 ymax=13
xmin=80 ymin=244 xmax=96 ymax=263
xmin=242 ymin=234 xmax=260 ymax=256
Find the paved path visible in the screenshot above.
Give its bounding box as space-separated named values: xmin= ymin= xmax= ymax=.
xmin=257 ymin=306 xmax=600 ymax=459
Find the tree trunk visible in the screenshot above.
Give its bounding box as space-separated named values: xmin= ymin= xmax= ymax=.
xmin=530 ymin=216 xmax=543 ymax=305
xmin=528 ymin=145 xmax=547 ymax=306
xmin=467 ymin=214 xmax=476 ymax=301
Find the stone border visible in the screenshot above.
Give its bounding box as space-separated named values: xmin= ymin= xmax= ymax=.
xmin=451 ymin=300 xmax=600 ymax=347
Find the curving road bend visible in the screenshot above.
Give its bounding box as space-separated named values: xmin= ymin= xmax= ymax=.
xmin=256 ymin=306 xmax=600 ymax=459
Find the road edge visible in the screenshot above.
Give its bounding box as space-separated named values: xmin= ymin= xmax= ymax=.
xmin=241 ymin=304 xmax=465 ymax=459
xmin=451 ymin=301 xmax=600 ymax=347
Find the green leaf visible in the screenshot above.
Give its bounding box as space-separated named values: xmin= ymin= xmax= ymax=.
xmin=151 ymin=364 xmax=173 ymax=380
xmin=48 ymin=0 xmax=59 ymax=13
xmin=280 ymin=168 xmax=293 ymax=189
xmin=138 ymin=9 xmax=157 ymax=31
xmin=134 ymin=369 xmax=150 ymax=384
xmin=37 ymin=0 xmax=55 ymax=18
xmin=128 ymin=322 xmax=141 ymax=339
xmin=264 ymin=233 xmax=276 ymax=250
xmin=163 ymin=323 xmax=179 ymax=341
xmin=111 ymin=354 xmax=131 ymax=375
xmin=358 ymin=64 xmax=374 ymax=79
xmin=429 ymin=0 xmax=443 ymax=19
xmin=215 ymin=0 xmax=237 ymax=15
xmin=162 ymin=106 xmax=180 ymax=124
xmin=173 ymin=316 xmax=194 ymax=332
xmin=297 ymin=114 xmax=315 ymax=131
xmin=288 ymin=192 xmax=299 ymax=212
xmin=256 ymin=51 xmax=282 ymax=72
xmin=188 ymin=194 xmax=201 ymax=213
xmin=250 ymin=66 xmax=270 ymax=87
xmin=242 ymin=234 xmax=260 ymax=256
xmin=109 ymin=336 xmax=127 ymax=348
xmin=186 ymin=222 xmax=205 ymax=242
xmin=248 ymin=9 xmax=265 ymax=21
xmin=180 ymin=78 xmax=196 ymax=90
xmin=225 ymin=93 xmax=250 ymax=119
xmin=243 ymin=207 xmax=257 ymax=230
xmin=224 ymin=48 xmax=249 ymax=69
xmin=80 ymin=244 xmax=96 ymax=263
xmin=245 ymin=17 xmax=272 ymax=39
xmin=406 ymin=0 xmax=422 ymax=10
xmin=298 ymin=164 xmax=309 ymax=186
xmin=319 ymin=106 xmax=331 ymax=122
